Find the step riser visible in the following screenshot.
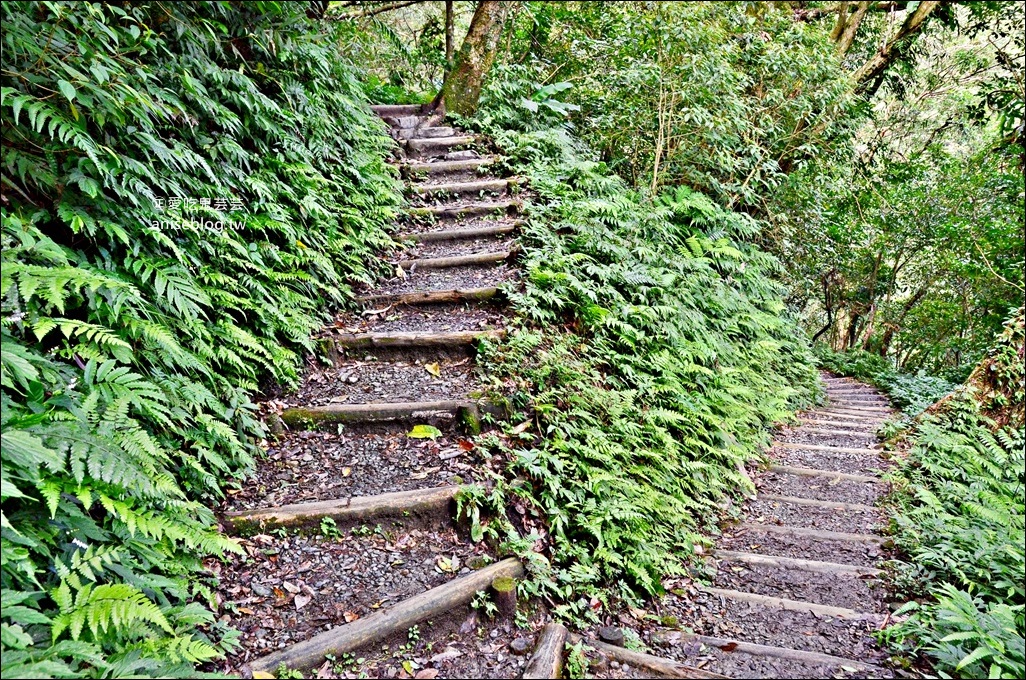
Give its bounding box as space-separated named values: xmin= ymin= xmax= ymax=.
xmin=358 ymin=286 xmax=500 ymax=308
xmin=224 ymin=486 xmax=460 ymax=533
xmin=407 ymin=136 xmax=476 ymax=154
xmin=412 ymin=179 xmax=509 ymax=197
xmin=326 ymin=330 xmax=505 ymax=352
xmin=404 ymin=158 xmax=495 ymax=176
xmin=407 ymin=224 xmax=518 ymax=243
xmin=409 ymin=201 xmax=521 ymax=220
xmin=398 ymin=250 xmax=511 ymax=271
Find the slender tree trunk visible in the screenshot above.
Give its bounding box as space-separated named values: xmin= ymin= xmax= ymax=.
xmin=834 ymin=1 xmax=871 ymax=56
xmin=444 ymin=0 xmax=455 ymax=74
xmin=436 ymin=1 xmax=515 ymax=116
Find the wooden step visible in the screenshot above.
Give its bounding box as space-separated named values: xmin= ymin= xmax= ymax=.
xmin=816 ymin=409 xmax=886 ymax=420
xmin=223 ymin=486 xmax=460 ymax=532
xmin=400 ymin=126 xmax=455 ymax=139
xmin=801 ymin=426 xmax=879 ymax=437
xmin=398 ymin=250 xmax=512 ymax=271
xmin=698 ymin=586 xmax=871 ymax=619
xmin=357 ymin=285 xmax=500 ymax=307
xmin=404 ymin=222 xmax=519 ymax=243
xmin=757 ymin=493 xmax=877 ymax=512
xmin=250 ymin=557 xmax=525 ymax=674
xmin=577 ymin=636 xmax=728 ymax=679
xmin=371 ymin=104 xmax=424 ymax=116
xmin=777 ymin=442 xmax=880 ymax=455
xmin=281 ymin=399 xmax=480 ymax=426
xmin=328 ymin=329 xmax=505 ymax=350
xmin=671 ymin=633 xmax=886 ymax=673
xmin=713 ymin=549 xmax=882 ymax=576
xmin=523 ymin=623 xmax=569 ymax=679
xmin=404 ymin=157 xmax=496 ymax=175
xmin=412 ymin=178 xmax=509 ymax=196
xmin=767 ymin=464 xmax=881 ymax=484
xmin=739 ymin=522 xmax=884 ymax=543
xmin=409 ymin=200 xmax=521 ymax=220
xmin=802 ymin=418 xmax=877 ymax=430
xmin=407 ymin=135 xmax=476 ymax=154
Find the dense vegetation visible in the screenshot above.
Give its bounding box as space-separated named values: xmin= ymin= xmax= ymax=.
xmin=2 ymin=1 xmax=1023 ymax=677
xmin=1 ymin=2 xmax=398 ymax=676
xmin=459 ymin=75 xmax=818 ymax=614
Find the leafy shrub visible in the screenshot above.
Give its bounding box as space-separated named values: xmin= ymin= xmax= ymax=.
xmin=460 ymin=76 xmax=819 ymax=618
xmin=1 ymin=2 xmax=399 ymax=675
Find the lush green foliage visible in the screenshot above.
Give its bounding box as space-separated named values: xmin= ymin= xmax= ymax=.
xmin=458 ymin=74 xmax=819 ymax=618
xmin=1 ymin=2 xmax=399 ymax=675
xmin=830 ymin=313 xmax=1025 ymax=678
xmin=771 ymin=5 xmax=1025 ymax=380
xmin=500 ymin=2 xmax=855 ymax=205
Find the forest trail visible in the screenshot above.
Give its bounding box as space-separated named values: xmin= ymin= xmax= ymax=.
xmin=214 ymin=106 xmax=535 ymax=677
xmin=609 ymin=374 xmax=898 ymax=679
xmin=211 ymin=110 xmax=896 ymax=679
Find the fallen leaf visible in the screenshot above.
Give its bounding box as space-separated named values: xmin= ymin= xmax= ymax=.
xmin=344 ymin=611 xmax=360 ymax=622
xmin=436 ymin=555 xmax=460 ymax=573
xmin=341 ymin=466 xmax=352 ymax=477
xmin=273 ymin=587 xmax=286 ymax=598
xmin=409 ymin=424 xmax=442 ymax=439
xmin=294 ymin=593 xmax=312 ymax=609
xmin=510 ymin=421 xmax=531 ymax=435
xmin=237 ymin=606 xmax=255 ymax=615
xmin=424 ymin=361 xmax=441 ymax=377
xmin=415 ymin=670 xmax=439 ymax=679
xmin=253 ymin=672 xmax=276 ymax=679
xmin=282 ymin=581 xmax=300 ymax=594
xmin=458 ymin=439 xmax=475 ymax=451
xmin=430 ymin=648 xmax=463 ymax=663
xmin=718 ymin=642 xmax=738 ymax=652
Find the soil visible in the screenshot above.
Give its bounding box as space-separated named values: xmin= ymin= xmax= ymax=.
xmin=755 ymin=470 xmax=885 ymax=506
xmin=768 ymin=445 xmax=890 ymax=476
xmin=718 ymin=527 xmax=884 ymax=567
xmin=713 ymin=561 xmax=885 ymax=610
xmin=744 ymin=498 xmax=883 ymax=533
xmin=222 ymin=425 xmax=482 ymax=511
xmin=290 ymin=355 xmax=478 ymax=406
xmin=406 ymin=234 xmax=514 ymax=259
xmin=327 ymin=303 xmax=507 ymax=335
xmin=214 ymin=526 xmax=489 ymax=673
xmin=367 ymin=263 xmax=518 ymax=297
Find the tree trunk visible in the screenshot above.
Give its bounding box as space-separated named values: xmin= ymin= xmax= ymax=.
xmin=853 ymin=1 xmax=941 ymax=94
xmin=444 ymin=0 xmax=455 ymax=74
xmin=834 ymin=1 xmax=871 ymax=57
xmin=436 ymin=1 xmax=515 ymax=116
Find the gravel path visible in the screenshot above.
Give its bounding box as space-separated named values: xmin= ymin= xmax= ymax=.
xmin=368 ymin=263 xmax=517 ymax=296
xmin=215 ymin=527 xmax=486 ymax=673
xmin=223 ymin=425 xmax=481 ymax=510
xmin=329 ymin=302 xmax=507 ymax=335
xmin=291 ymin=355 xmax=478 ymax=406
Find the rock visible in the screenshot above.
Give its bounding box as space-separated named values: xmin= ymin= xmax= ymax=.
xmin=598 ymin=625 xmax=625 ymax=647
xmin=510 ymin=637 xmax=532 ymax=656
xmin=251 ymin=583 xmax=272 ymax=597
xmin=444 ymin=150 xmax=479 ymax=161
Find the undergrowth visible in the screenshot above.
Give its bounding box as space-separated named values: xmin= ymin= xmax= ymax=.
xmin=455 ymin=71 xmax=820 ymax=621
xmin=1 ymin=3 xmax=399 ymax=676
xmin=825 ymin=313 xmax=1025 ymax=678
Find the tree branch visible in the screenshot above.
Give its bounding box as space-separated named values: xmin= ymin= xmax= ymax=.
xmin=330 ymin=0 xmax=423 ymax=21
xmin=852 ymin=1 xmax=941 ymax=93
